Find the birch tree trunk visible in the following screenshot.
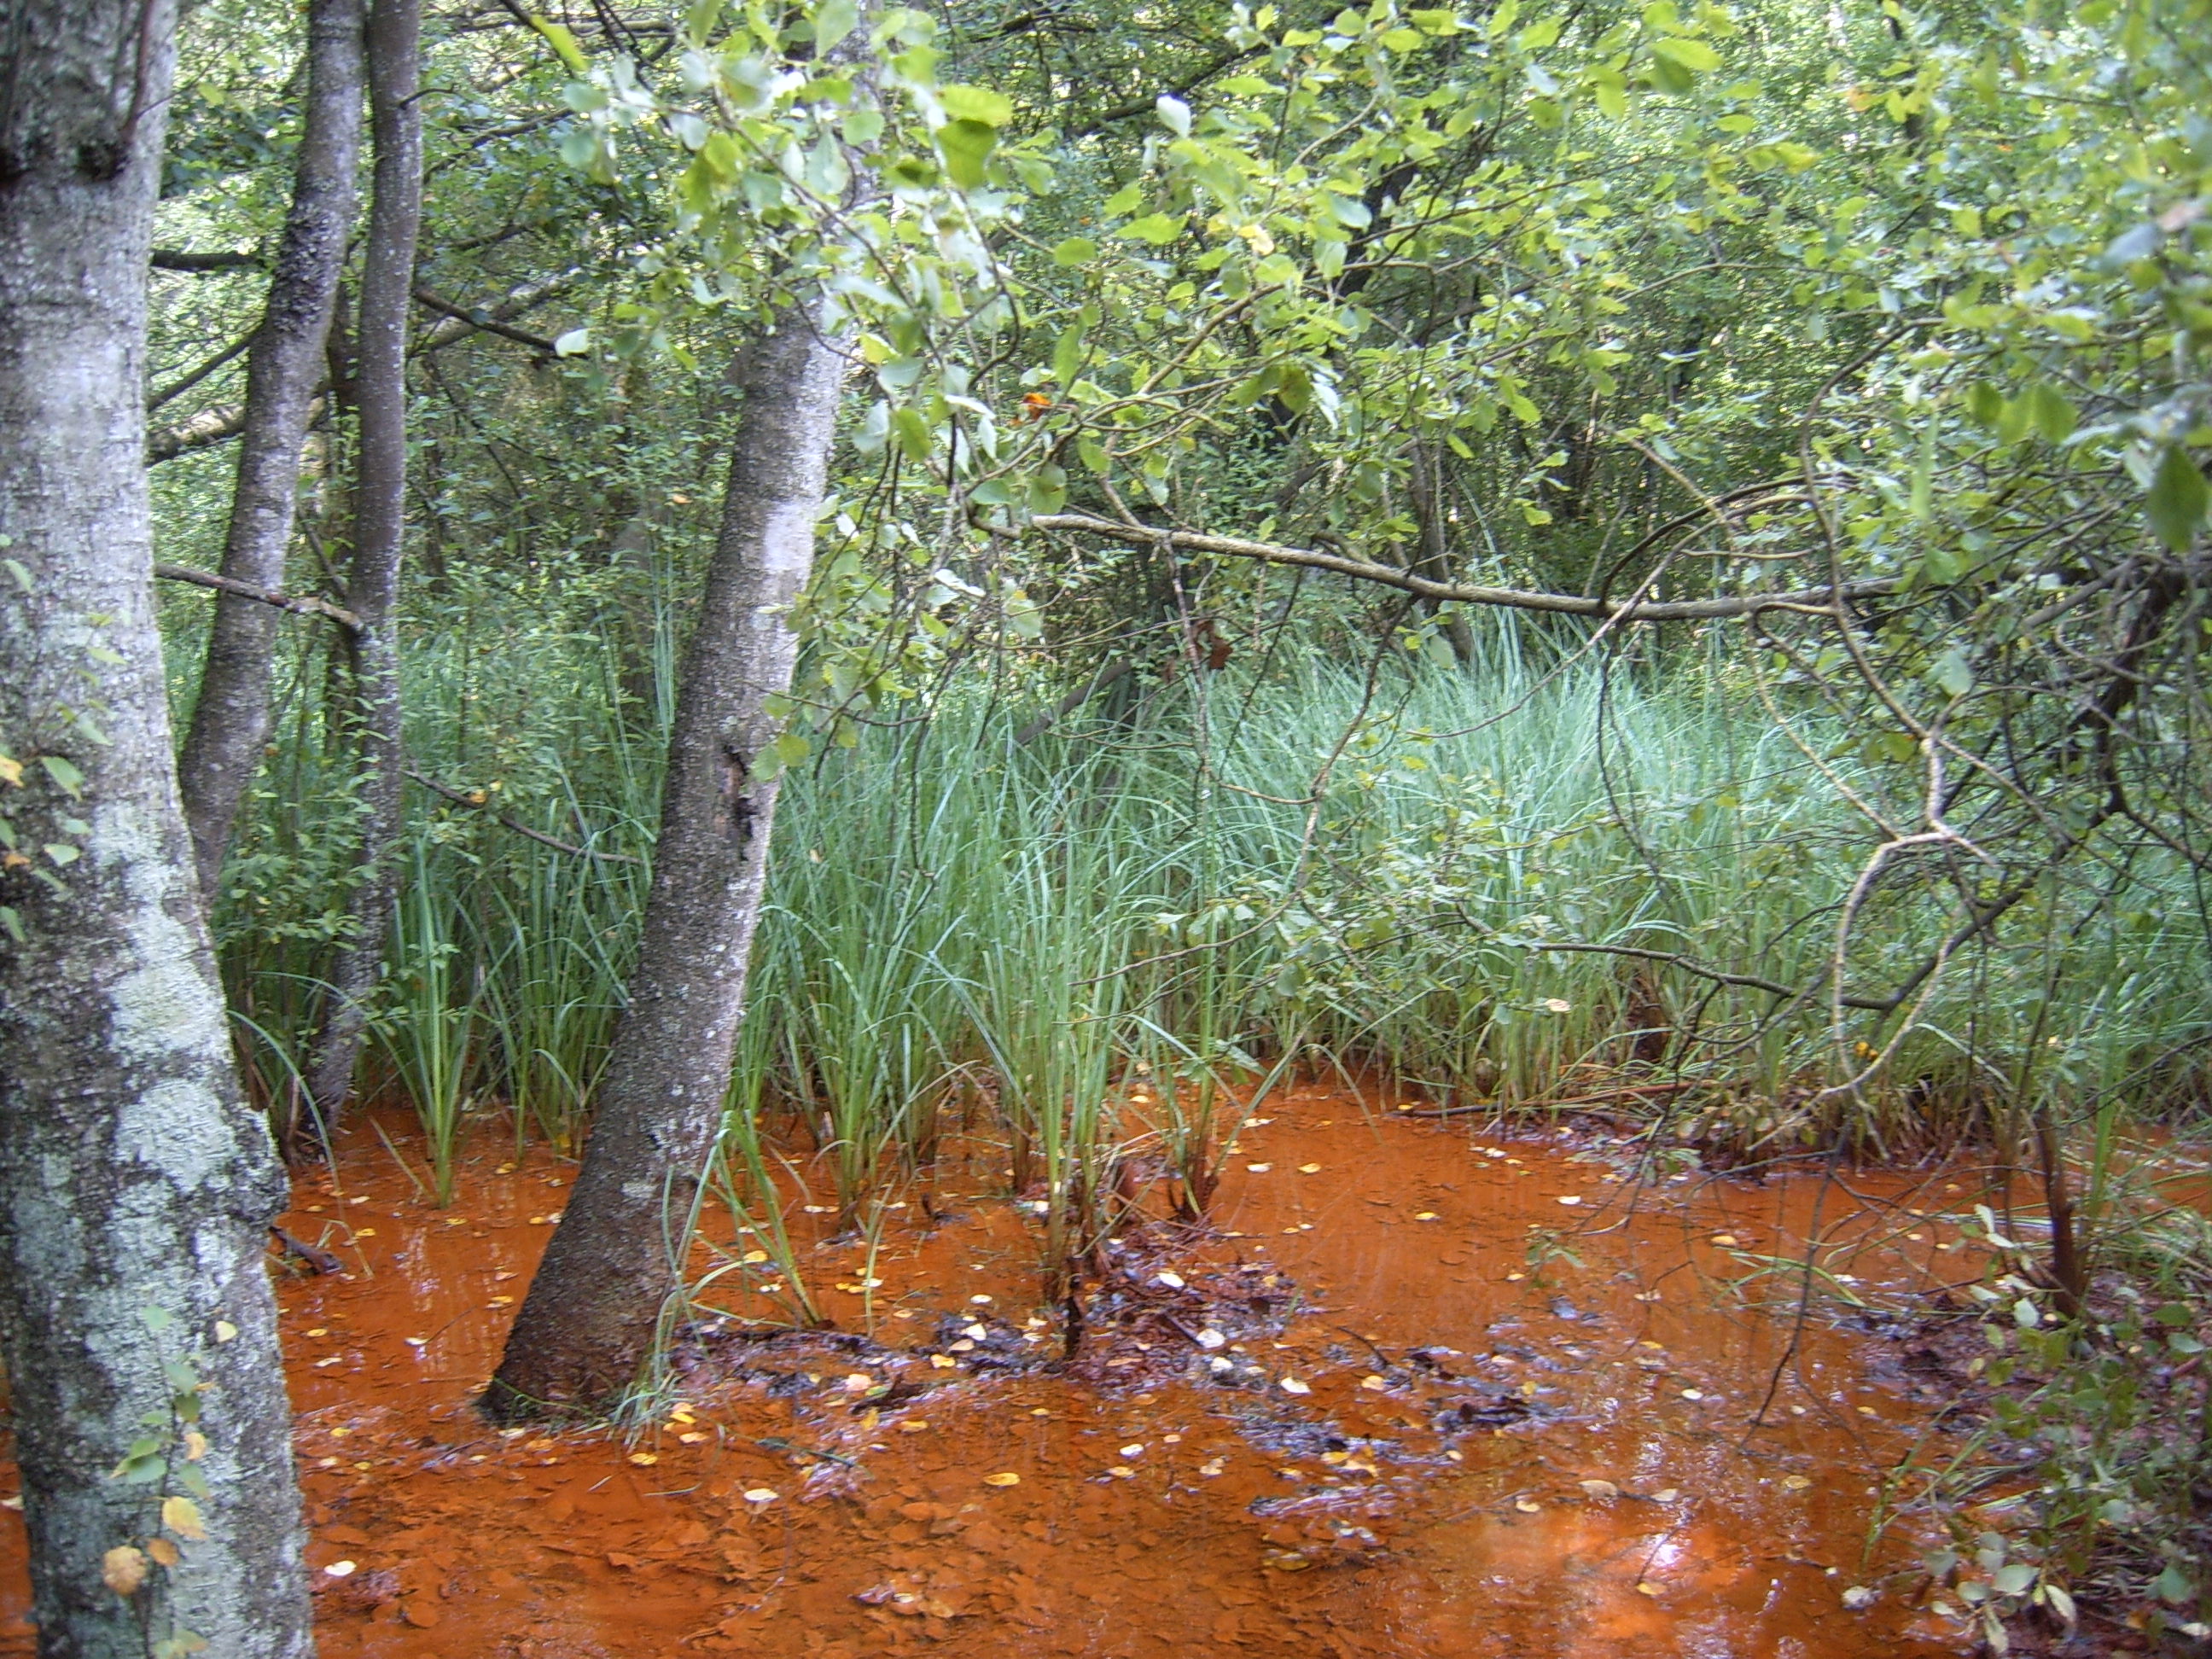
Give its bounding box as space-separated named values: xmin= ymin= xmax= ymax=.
xmin=302 ymin=0 xmax=420 ymax=1130
xmin=177 ymin=0 xmax=365 ymax=899
xmin=486 ymin=304 xmax=848 ymax=1417
xmin=0 ymin=3 xmax=317 ymax=1654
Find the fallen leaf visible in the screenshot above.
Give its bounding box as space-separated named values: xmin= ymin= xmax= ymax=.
xmin=628 ymin=1452 xmax=659 ymax=1466
xmin=323 ymin=1560 xmax=358 ymax=1579
xmin=1782 ymin=1475 xmax=1813 ymax=1491
xmin=1246 ymin=1163 xmax=1272 ymax=1173
xmin=1299 ymin=1164 xmax=1322 ymax=1174
xmin=1652 ymin=1488 xmax=1679 ymax=1503
xmin=969 ymin=1295 xmax=993 ymax=1305
xmin=1198 ymin=1458 xmax=1225 ymax=1477
xmin=1279 ymin=1377 xmax=1312 ymax=1395
xmin=841 ymin=1373 xmax=874 ymax=1392
xmin=1413 ymin=1212 xmax=1440 ymax=1221
xmin=1515 ymin=1498 xmax=1542 ymax=1513
xmin=1710 ymin=1233 xmax=1740 ymax=1247
xmin=1579 ymin=1479 xmax=1621 ymax=1500
xmin=1153 ymin=1271 xmax=1185 ymax=1289
xmin=742 ymin=1250 xmax=770 ymax=1265
xmin=1637 ymin=1580 xmax=1662 ymax=1597
xmin=1103 ymin=1465 xmax=1135 ymax=1480
xmin=981 ymin=1472 xmax=1021 ymax=1487
xmin=1196 ymin=1328 xmax=1225 ymax=1349
xmin=898 ymin=1420 xmax=929 ymax=1435
xmin=1360 ymin=1375 xmax=1387 ymax=1391
xmin=1556 ymin=1196 xmax=1583 ymax=1207
xmin=742 ymin=1488 xmax=778 ymax=1505
xmin=102 ymin=1546 xmax=147 ymax=1597
xmin=1680 ymin=1388 xmax=1704 ymax=1400
xmin=929 ymin=1354 xmax=958 ymax=1369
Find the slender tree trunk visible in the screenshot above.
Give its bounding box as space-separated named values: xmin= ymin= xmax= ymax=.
xmin=1408 ymin=442 xmax=1475 ymax=666
xmin=485 ymin=305 xmax=849 ymax=1417
xmin=303 ymin=0 xmax=420 ymax=1130
xmin=177 ymin=0 xmax=365 ymax=899
xmin=0 ymin=4 xmax=317 ymax=1655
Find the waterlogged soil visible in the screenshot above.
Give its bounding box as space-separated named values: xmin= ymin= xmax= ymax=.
xmin=0 ymin=1087 xmax=2014 ymax=1658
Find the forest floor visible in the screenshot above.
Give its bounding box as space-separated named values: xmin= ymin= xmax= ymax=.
xmin=0 ymin=1086 xmax=2123 ymax=1656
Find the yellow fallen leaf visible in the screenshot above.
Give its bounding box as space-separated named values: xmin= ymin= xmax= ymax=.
xmin=982 ymin=1472 xmax=1021 ymax=1487
xmin=1104 ymin=1465 xmax=1135 ymax=1480
xmin=1279 ymin=1377 xmax=1312 ymax=1395
xmin=102 ymin=1546 xmax=147 ymax=1597
xmin=1652 ymin=1487 xmax=1679 ymax=1503
xmin=928 ymin=1354 xmax=958 ymax=1369
xmin=160 ymin=1496 xmax=206 ymax=1542
xmin=628 ymin=1452 xmax=659 ymax=1466
xmin=1711 ymin=1234 xmax=1740 ymax=1247
xmin=1556 ymin=1196 xmax=1582 ymax=1207
xmin=1360 ymin=1375 xmax=1387 ymax=1391
xmin=742 ymin=1487 xmax=778 ymax=1504
xmin=1782 ymin=1474 xmax=1813 ymax=1491
xmin=1579 ymin=1479 xmax=1621 ymax=1500
xmin=678 ymin=1432 xmax=709 ymax=1444
xmin=1637 ymin=1580 xmax=1662 ymax=1597
xmin=323 ymin=1559 xmax=358 ymax=1579
xmin=742 ymin=1250 xmax=771 ymax=1265
xmin=898 ymin=1419 xmax=929 ymax=1435
xmin=1413 ymin=1211 xmax=1440 ymax=1221
xmin=841 ymin=1373 xmax=874 ymax=1392
xmin=1246 ymin=1163 xmax=1272 ymax=1173
xmin=1299 ymin=1163 xmax=1322 ymax=1174
xmin=1680 ymin=1388 xmax=1703 ymax=1401
xmin=1515 ymin=1498 xmax=1542 ymax=1513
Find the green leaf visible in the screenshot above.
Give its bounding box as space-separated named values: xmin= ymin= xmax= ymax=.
xmin=1051 ymin=236 xmax=1097 ymax=266
xmin=940 ymin=85 xmax=1014 ymax=127
xmin=1120 ymin=212 xmax=1185 ymax=245
xmin=553 ymin=328 xmax=591 ymax=358
xmin=2028 ymin=383 xmax=2075 ymax=443
xmin=1652 ymin=36 xmax=1720 ymax=73
xmin=1052 ymin=326 xmax=1084 ymax=387
xmin=812 ymin=0 xmax=858 ymax=52
xmin=2153 ymin=1563 xmax=2195 ymax=1604
xmin=2146 ymin=445 xmax=2207 ymax=552
xmin=1930 ymin=648 xmax=1973 ymax=698
xmin=935 ymin=119 xmax=998 ymax=189
xmin=38 ymin=754 xmax=84 ymax=797
xmin=527 ymin=14 xmax=589 ymax=73
xmin=1027 ymin=464 xmax=1068 ymax=515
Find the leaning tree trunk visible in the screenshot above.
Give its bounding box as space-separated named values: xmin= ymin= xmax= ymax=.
xmin=485 ymin=306 xmax=849 ymax=1418
xmin=302 ymin=0 xmax=420 ymax=1131
xmin=0 ymin=4 xmax=317 ymax=1656
xmin=177 ymin=0 xmax=365 ymax=900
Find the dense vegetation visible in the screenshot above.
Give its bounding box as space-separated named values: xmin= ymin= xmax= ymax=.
xmin=2 ymin=0 xmax=2207 ymax=1648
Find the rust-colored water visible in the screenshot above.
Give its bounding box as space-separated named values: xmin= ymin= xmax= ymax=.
xmin=0 ymin=1086 xmax=2003 ymax=1656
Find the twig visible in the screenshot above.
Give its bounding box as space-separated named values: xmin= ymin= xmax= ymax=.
xmin=403 ymin=769 xmax=643 ymax=864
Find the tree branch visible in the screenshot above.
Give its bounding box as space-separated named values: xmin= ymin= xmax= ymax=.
xmin=153 ymin=562 xmax=360 ymax=627
xmin=151 ymin=247 xmax=264 ymax=271
xmin=1020 ymin=512 xmax=1903 ymax=622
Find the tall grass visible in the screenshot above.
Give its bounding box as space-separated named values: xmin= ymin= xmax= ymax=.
xmin=205 ymin=593 xmax=2209 ymax=1221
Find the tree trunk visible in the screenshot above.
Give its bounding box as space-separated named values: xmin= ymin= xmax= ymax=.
xmin=177 ymin=0 xmax=365 ymax=900
xmin=485 ymin=304 xmax=848 ymax=1418
xmin=302 ymin=0 xmax=420 ymax=1132
xmin=0 ymin=4 xmax=317 ymax=1655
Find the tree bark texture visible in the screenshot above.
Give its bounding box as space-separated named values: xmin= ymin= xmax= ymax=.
xmin=177 ymin=0 xmax=365 ymax=899
xmin=303 ymin=0 xmax=420 ymax=1131
xmin=0 ymin=4 xmax=317 ymax=1655
xmin=486 ymin=306 xmax=849 ymax=1417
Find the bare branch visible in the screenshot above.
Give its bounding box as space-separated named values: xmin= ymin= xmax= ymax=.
xmin=153 ymin=562 xmax=360 ymax=627
xmin=1019 ymin=512 xmax=1903 ymax=622
xmin=403 ymin=770 xmax=644 ymax=864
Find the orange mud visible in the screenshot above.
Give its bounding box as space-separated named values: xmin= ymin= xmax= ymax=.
xmin=0 ymin=1086 xmax=2012 ymax=1657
